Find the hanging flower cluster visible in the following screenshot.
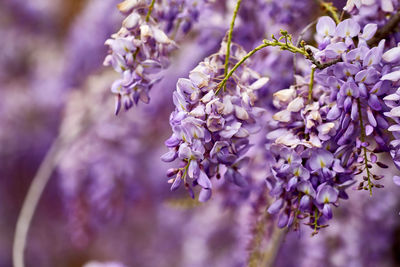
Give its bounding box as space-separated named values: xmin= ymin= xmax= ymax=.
xmin=265 ymin=15 xmax=399 ymax=232
xmin=104 ymin=0 xmax=207 ymax=114
xmin=161 ymin=41 xmax=269 ymax=202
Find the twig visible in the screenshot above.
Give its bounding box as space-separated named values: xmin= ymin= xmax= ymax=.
xmin=223 ymin=0 xmax=242 ymax=91
xmin=318 ymin=0 xmax=340 ymax=24
xmin=215 ymin=42 xmax=269 ymax=95
xmin=13 ymin=137 xmax=64 ymax=267
xmin=145 ymin=0 xmax=156 ymax=22
xmin=308 ymin=66 xmax=316 ymax=102
xmin=357 ymin=99 xmax=373 ymax=196
xmin=294 ymin=20 xmax=318 ymax=75
xmin=367 ymin=11 xmax=400 ymax=47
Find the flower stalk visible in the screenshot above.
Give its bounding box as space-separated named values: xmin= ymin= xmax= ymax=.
xmin=308 ymin=66 xmax=316 ymax=103
xmin=223 ymin=0 xmax=242 ymax=91
xmin=145 ymin=0 xmax=157 ymax=22
xmin=357 ymin=99 xmax=373 ymax=196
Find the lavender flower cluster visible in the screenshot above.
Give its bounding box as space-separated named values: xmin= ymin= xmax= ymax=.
xmin=162 ymin=42 xmax=268 ymax=201
xmin=8 ymin=0 xmax=400 ymax=266
xmin=104 ymin=0 xmax=207 ymax=114
xmin=266 ymin=15 xmax=400 ymax=231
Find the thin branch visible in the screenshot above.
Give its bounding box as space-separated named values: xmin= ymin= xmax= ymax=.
xmin=308 ymin=66 xmax=316 ymax=103
xmin=215 ymin=42 xmax=269 ymax=95
xmin=145 ymin=0 xmax=156 ymax=22
xmin=223 ymin=0 xmax=242 ymax=91
xmin=13 ymin=137 xmax=64 ymax=267
xmin=367 ymin=11 xmax=400 ymax=47
xmin=318 ymin=0 xmax=340 ymax=24
xmin=294 ymin=20 xmax=318 ymax=75
xmin=356 ymin=99 xmax=373 ymax=196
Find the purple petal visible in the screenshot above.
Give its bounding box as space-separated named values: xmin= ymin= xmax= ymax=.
xmin=299 ymin=195 xmax=311 ymax=211
xmin=322 ymin=204 xmax=333 ymax=219
xmin=161 ymin=150 xmax=177 ymax=162
xmin=198 ymin=188 xmax=212 ymax=202
xmin=268 ymin=198 xmax=284 ymax=215
xmin=393 ymin=176 xmax=400 ymax=186
xmin=170 ymin=176 xmax=182 ymax=191
xmin=368 ymin=94 xmax=381 ymax=111
xmin=277 ymin=212 xmax=289 ymax=228
xmin=365 ymin=124 xmax=374 ymax=136
xmin=367 ymin=108 xmax=377 ymax=127
xmin=165 ymin=134 xmax=181 ymax=147
xmin=232 ymin=171 xmax=248 ymax=188
xmin=317 ymin=16 xmax=336 ymax=37
xmin=327 ymin=104 xmax=341 ymax=120
xmin=197 ymin=170 xmax=212 ymax=189
xmin=336 ymin=19 xmax=360 ymax=38
xmin=316 ymin=184 xmax=339 ymax=204
xmin=308 ymin=149 xmax=334 ymax=170
xmin=297 ymin=181 xmax=316 ymax=198
xmin=188 ymin=160 xmax=200 ymax=178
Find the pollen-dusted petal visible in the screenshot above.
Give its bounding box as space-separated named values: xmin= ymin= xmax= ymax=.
xmin=234 ymin=106 xmax=250 ymax=120
xmin=249 ymin=77 xmax=269 ymax=90
xmin=273 ymin=110 xmax=291 ymax=123
xmin=383 ymin=93 xmax=400 ymax=101
xmin=389 ymin=125 xmax=400 ymax=132
xmin=122 ymin=12 xmax=141 ymax=29
xmin=189 ymin=71 xmax=209 ymax=88
xmin=383 ymin=46 xmax=400 ymax=63
xmin=117 ymin=0 xmax=147 ymax=13
xmin=389 ymin=106 xmax=400 ymax=117
xmin=273 ymin=88 xmax=296 ymax=103
xmin=287 ymin=97 xmax=304 ymax=112
xmin=381 ymin=70 xmax=400 ymax=82
xmin=317 ymin=122 xmax=336 ymax=135
xmin=382 ymin=0 xmax=394 ymax=12
xmin=360 ymin=23 xmax=377 ymax=40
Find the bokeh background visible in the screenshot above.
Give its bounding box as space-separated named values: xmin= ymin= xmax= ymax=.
xmin=1 ymin=0 xmax=400 ymax=266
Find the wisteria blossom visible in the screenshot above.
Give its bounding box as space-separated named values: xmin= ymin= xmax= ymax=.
xmin=265 ymin=15 xmax=399 ymax=231
xmin=162 ymin=41 xmax=268 ymax=201
xmin=5 ymin=0 xmax=400 ymax=266
xmin=104 ymin=0 xmax=209 ymax=113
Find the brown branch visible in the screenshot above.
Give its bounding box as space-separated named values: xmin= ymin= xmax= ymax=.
xmin=367 ymin=11 xmax=400 ymax=47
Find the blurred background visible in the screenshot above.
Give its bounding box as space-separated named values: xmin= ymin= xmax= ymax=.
xmin=1 ymin=0 xmax=400 ymax=266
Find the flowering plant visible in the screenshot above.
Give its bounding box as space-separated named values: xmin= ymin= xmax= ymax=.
xmin=7 ymin=0 xmax=400 ymax=266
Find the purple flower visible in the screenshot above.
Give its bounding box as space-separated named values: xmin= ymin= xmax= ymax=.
xmin=316 ymin=184 xmax=339 ymax=204
xmin=162 ymin=41 xmax=268 ymax=200
xmin=308 ymin=149 xmax=334 ymax=171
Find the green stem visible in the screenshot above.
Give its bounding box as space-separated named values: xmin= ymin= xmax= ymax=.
xmin=308 ymin=66 xmax=316 ymax=103
xmin=356 ymin=99 xmax=373 ymax=196
xmin=145 ymin=0 xmax=156 ymax=22
xmin=223 ymin=0 xmax=242 ymax=91
xmin=181 ymin=159 xmax=192 ymax=185
xmin=318 ymin=0 xmax=340 ymax=24
xmin=215 ymin=38 xmax=309 ymax=95
xmin=215 ymin=43 xmax=268 ymax=95
xmin=313 ymin=209 xmax=320 ymax=235
xmin=264 ymin=38 xmax=307 ymax=55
